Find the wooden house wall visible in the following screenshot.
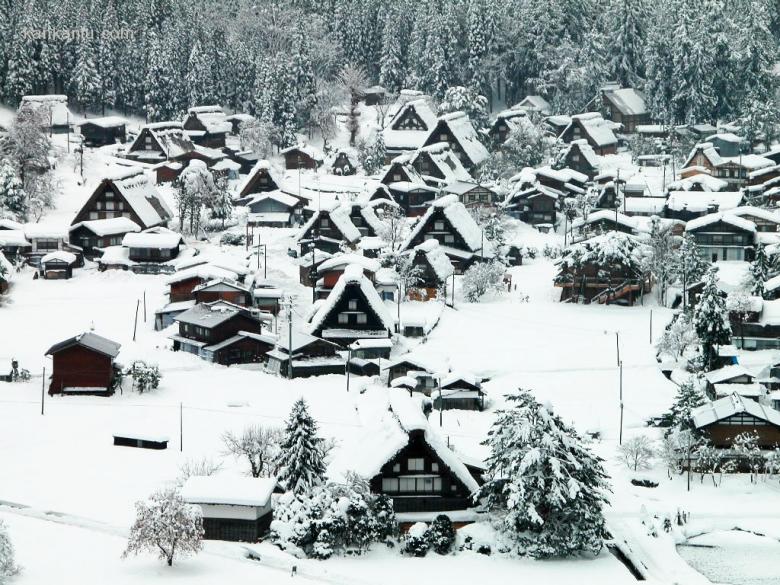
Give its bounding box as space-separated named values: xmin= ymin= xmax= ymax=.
xmin=71 ymin=181 xmax=148 ymax=228
xmin=284 ymin=151 xmax=317 ymax=170
xmin=170 ymin=277 xmax=206 ymax=302
xmin=213 ymin=337 xmax=273 ymax=366
xmin=128 ymin=245 xmax=179 ymax=263
xmin=69 ymin=225 xmax=127 ymax=258
xmin=178 ymin=312 xmax=262 ymax=345
xmin=406 ymin=208 xmax=470 ymax=252
xmin=194 ymin=289 xmax=251 ymax=306
xmin=49 ymin=345 xmax=114 ymax=395
xmin=312 ymin=282 xmax=389 ymax=336
xmin=703 ymin=419 xmax=780 ymax=449
xmin=240 ymin=169 xmax=279 ymax=197
xmin=80 ymin=123 xmax=126 ymax=147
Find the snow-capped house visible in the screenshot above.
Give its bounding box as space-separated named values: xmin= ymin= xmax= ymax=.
xmin=682 ymin=142 xmax=773 ymax=188
xmin=19 ymin=94 xmax=72 ymax=132
xmin=559 ymin=113 xmax=618 ymax=155
xmin=384 ymin=355 xmax=439 ymax=393
xmin=252 ymin=281 xmax=283 ymax=315
xmin=40 ymin=251 xmax=77 ymax=280
xmin=666 ymin=173 xmax=729 ymax=193
xmin=125 ymin=122 xmax=195 ymax=163
xmin=726 ymin=297 xmax=780 ymax=350
xmin=180 ymin=475 xmax=276 ymax=542
xmin=329 ymin=149 xmax=359 ymax=176
xmin=403 ymin=142 xmax=474 ymax=187
xmin=601 ymin=87 xmax=650 ymax=133
xmin=442 ymin=182 xmax=498 ymax=209
xmin=265 ymin=329 xmax=344 ymax=378
xmin=571 ymin=209 xmax=641 ymax=241
xmin=347 ymin=198 xmax=399 ymax=238
xmin=122 ymin=231 xmax=184 ymax=263
xmin=192 ymin=278 xmax=253 ymax=307
xmin=69 ymin=217 xmax=141 ymax=259
xmin=382 ymin=98 xmax=438 ymax=160
xmin=23 ymin=224 xmax=83 ymax=268
xmin=381 ymin=160 xmax=426 ymax=186
xmin=296 ymin=204 xmax=362 ymax=255
xmin=513 ymin=95 xmax=551 ymax=116
xmin=401 ymin=196 xmax=489 ymax=271
xmin=339 ymin=390 xmax=481 ymax=514
xmin=432 ymin=373 xmax=485 ymax=411
xmin=237 ymin=160 xmax=283 ymax=200
xmin=281 ymin=144 xmax=324 ymax=170
xmin=71 ymin=167 xmax=172 ymax=230
xmin=166 ymin=265 xmax=240 ymax=303
xmin=246 ymin=191 xmax=302 ymax=227
xmin=685 ymin=213 xmax=756 ymax=262
xmin=725 ymin=206 xmax=780 ymax=232
xmin=313 ymin=254 xmax=381 ymax=299
xmin=171 ymin=300 xmax=272 ymax=365
xmin=182 ymin=106 xmax=232 ymax=148
xmin=692 ymin=393 xmax=780 ymax=449
xmin=488 ymin=109 xmax=532 ymax=144
xmin=421 ymin=112 xmax=489 ymax=171
xmin=703 ymin=364 xmax=758 ymax=400
xmin=298 ymin=248 xmax=332 ymax=287
xmin=307 ymin=264 xmax=395 ymax=346
xmin=387 ymin=182 xmax=439 ymax=217
xmin=45 ymin=332 xmax=121 ymax=396
xmin=557 ymin=140 xmax=600 ymax=179
xmin=224 ymin=113 xmax=255 ymax=135
xmin=0 ymin=225 xmax=30 ymax=262
xmin=663 ymin=191 xmax=743 ymax=222
xmin=404 ymin=240 xmax=454 ymax=301
xmin=78 ymin=116 xmax=127 ymax=146
xmin=503 ymin=183 xmax=560 ymax=225
xmin=554 ymin=232 xmax=651 ymax=305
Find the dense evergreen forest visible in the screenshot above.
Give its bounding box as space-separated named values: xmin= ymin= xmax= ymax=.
xmin=1 ymin=0 xmax=778 ymax=135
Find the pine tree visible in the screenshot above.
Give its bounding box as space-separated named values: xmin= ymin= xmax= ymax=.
xmin=277 ymin=398 xmax=326 ymax=494
xmin=4 ymin=10 xmax=35 ymax=104
xmin=0 ymin=518 xmax=19 ymax=582
xmin=673 ymin=234 xmax=709 ymax=310
xmin=0 ymin=159 xmax=27 ymax=221
xmin=186 ymin=39 xmax=214 ymax=108
xmin=694 ymin=267 xmax=732 ymax=371
xmin=749 ymin=244 xmax=771 ymax=298
xmin=466 ymin=0 xmax=489 ymax=95
xmin=145 ymin=31 xmax=180 ymax=122
xmin=70 ymin=33 xmax=101 ymax=112
xmin=662 ymin=378 xmax=706 ymax=434
xmin=96 ymin=0 xmax=121 ymax=113
xmin=602 ymin=0 xmax=646 ymax=87
xmin=379 ymin=6 xmax=406 ymax=93
xmin=479 ymin=390 xmax=610 ymax=558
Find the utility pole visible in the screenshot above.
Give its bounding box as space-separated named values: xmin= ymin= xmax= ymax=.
xmin=618 ymin=361 xmax=624 ymax=446
xmin=649 ymin=309 xmax=653 ymax=344
xmin=179 ymin=402 xmax=183 ymax=452
xmin=282 ymin=295 xmax=294 ymax=379
xmin=143 ymin=291 xmax=147 ymax=323
xmin=438 ymin=376 xmax=443 ymax=427
xmin=41 ymin=366 xmax=46 ymax=415
xmin=615 ymin=331 xmax=620 ymax=366
xmin=346 ymin=346 xmax=352 ymax=392
xmin=451 ymin=272 xmax=456 ymax=308
xmin=133 ymin=299 xmax=140 ymax=341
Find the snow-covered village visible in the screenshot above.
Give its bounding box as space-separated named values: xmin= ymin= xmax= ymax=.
xmin=3 ymin=0 xmax=780 ymax=583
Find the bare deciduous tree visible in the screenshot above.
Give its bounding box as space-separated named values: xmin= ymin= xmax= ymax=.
xmin=177 ymin=456 xmax=223 ymax=484
xmin=222 ymin=424 xmax=282 ymax=478
xmin=617 ymin=435 xmax=655 ymax=471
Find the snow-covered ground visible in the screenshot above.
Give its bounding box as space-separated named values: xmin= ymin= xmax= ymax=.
xmin=4 ymin=104 xmax=780 ymax=584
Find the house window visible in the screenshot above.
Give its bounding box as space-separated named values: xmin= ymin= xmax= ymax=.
xmin=37 ymin=239 xmax=59 ymax=251
xmin=321 ymin=218 xmax=330 ymax=228
xmin=444 ymin=234 xmax=455 ymax=244
xmin=392 ymin=463 xmax=400 ymax=473
xmin=572 ymin=154 xmax=580 ymax=162
xmin=439 ymin=133 xmax=448 ymax=141
xmin=105 ymin=201 xmax=115 ymax=211
xmin=144 ymin=136 xmax=152 ymax=149
xmin=408 ymin=458 xmax=425 ymax=471
xmin=434 ymin=221 xmax=445 ymax=230
xmin=89 ymin=212 xmax=98 ymax=220
xmin=399 ymin=477 xmax=416 ymax=491
xmin=393 ymin=174 xmax=402 ymax=181
xmin=382 ymin=478 xmax=399 ymax=492
xmin=348 ymin=299 xmax=357 ymax=310
xmin=356 ymin=313 xmax=367 ymax=325
xmin=338 ymin=313 xmax=349 ymax=324
xmin=431 ymin=462 xmax=439 ymax=472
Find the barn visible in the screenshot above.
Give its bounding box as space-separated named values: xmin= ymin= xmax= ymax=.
xmin=45 ymin=332 xmax=121 ymax=396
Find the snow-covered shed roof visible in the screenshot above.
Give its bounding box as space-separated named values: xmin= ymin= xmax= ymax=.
xmin=513 ymin=95 xmax=551 ymax=114
xmin=685 ymin=212 xmax=757 ymax=233
xmin=0 ymin=218 xmax=23 ymax=231
xmin=414 ymin=142 xmax=474 ymax=184
xmin=390 ymin=375 xmax=418 ymax=389
xmin=70 ymin=217 xmax=141 ymax=237
xmin=78 ymin=116 xmax=127 ymax=129
xmin=692 ymin=393 xmax=780 ymax=429
xmin=46 ymin=331 xmax=121 ymax=358
xmin=298 ymin=203 xmax=362 ymax=244
xmin=317 ymin=253 xmax=381 ymax=274
xmin=704 ymin=364 xmax=755 ymax=384
xmin=247 ymin=191 xmax=300 ymax=209
xmin=165 ymin=265 xmax=238 ymax=285
xmin=307 ymin=264 xmax=395 ymax=334
xmin=726 ymin=206 xmax=780 ymax=224
xmin=667 ymin=173 xmax=729 ymax=192
xmin=280 ymin=143 xmax=325 ymax=163
xmin=174 ymin=300 xmax=253 ymax=328
xmin=571 ymin=209 xmax=639 ymax=232
xmin=562 ymin=139 xmax=600 ymax=169
xmin=665 ymin=191 xmax=743 ymax=213
xmin=122 ymin=231 xmax=183 ymax=249
xmin=41 ymin=250 xmax=77 ymax=264
xmin=23 ymin=223 xmax=66 ymax=240
xmin=603 ymin=88 xmax=647 ymax=116
xmin=0 ymin=230 xmax=30 ymax=247
xmin=180 ymin=475 xmax=276 ymax=507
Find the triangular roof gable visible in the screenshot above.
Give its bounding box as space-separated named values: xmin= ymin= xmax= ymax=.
xmin=389 ymin=100 xmax=435 ymax=132
xmin=45 ymin=332 xmax=121 ymax=358
xmin=71 ymin=177 xmax=138 ymax=227
xmin=238 ymin=161 xmax=281 ymax=198
xmin=381 ymin=162 xmax=423 ymax=186
xmin=127 ymin=126 xmax=165 ymax=154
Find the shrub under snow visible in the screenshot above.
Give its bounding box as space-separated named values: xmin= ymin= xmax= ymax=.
xmin=0 ymin=520 xmax=19 ymax=583
xmin=402 ymin=522 xmax=429 ymax=557
xmin=462 ymin=261 xmax=506 ymax=302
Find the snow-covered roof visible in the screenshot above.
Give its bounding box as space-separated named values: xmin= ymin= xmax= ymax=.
xmin=20 ymin=94 xmax=71 ymax=126
xmin=384 ymin=99 xmax=438 ymax=151
xmin=441 ymin=372 xmax=481 ymax=389
xmin=513 ymin=95 xmax=551 ymax=114
xmin=683 ymin=142 xmax=774 ymax=171
xmin=298 ymin=203 xmax=362 ymax=244
xmin=603 ymin=88 xmax=647 ymax=116
xmin=237 ymin=160 xmax=284 ymax=197
xmin=665 ymin=191 xmax=743 ymax=213
xmin=308 ymin=264 xmax=395 ymax=334
xmin=78 ymin=116 xmax=126 ymax=129
xmin=390 ymin=375 xmax=418 ymax=388
xmin=667 ymin=173 xmax=729 ymax=192
xmin=415 ymin=142 xmax=474 ymax=183
xmin=571 ymin=209 xmax=639 ymax=232
xmin=180 ymin=475 xmax=276 ymax=507
xmin=174 ymin=301 xmax=252 ymax=328
xmin=0 ymin=218 xmax=23 ymax=231
xmin=563 ymin=113 xmax=618 ymax=147
xmin=713 ymin=383 xmax=765 ymax=399
xmin=24 ymin=223 xmax=66 ymax=240
xmin=165 ymin=265 xmax=238 ymax=285
xmin=70 ymin=217 xmax=141 ymax=237
xmin=623 ymin=197 xmax=667 ymax=215
xmin=726 ymin=206 xmax=780 ymax=224
xmin=562 ymin=139 xmax=600 ymax=169
xmin=317 ymin=253 xmax=381 ymax=274
xmin=692 ymin=393 xmax=780 ymax=428
xmin=685 ymin=212 xmax=757 ymax=233
xmin=106 ymin=167 xmax=172 ymax=228
xmin=413 ymin=239 xmax=454 ymax=281
xmin=45 ymin=331 xmax=121 ymax=358
xmin=351 ymin=338 xmax=393 ymax=350
xmin=431 ymin=112 xmax=489 ymax=167
xmin=704 ymin=364 xmax=755 ymax=384
xmin=122 ymin=231 xmax=183 ymax=249
xmin=41 ymin=251 xmax=77 ymax=265
xmin=0 ymin=230 xmax=30 ymax=247
xmin=280 ymin=143 xmax=325 ymax=163
xmin=403 ymin=195 xmax=484 ymax=253
xmin=128 ymin=122 xmax=194 ymax=160
xmin=247 ymin=191 xmax=300 ymax=209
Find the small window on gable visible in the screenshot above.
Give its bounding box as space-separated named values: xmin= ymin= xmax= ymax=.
xmin=357 ymin=313 xmax=367 ymax=324
xmin=348 ymin=299 xmax=357 ymax=310
xmin=408 ymin=458 xmax=424 ymax=471
xmin=393 ymin=463 xmax=400 ymax=473
xmin=434 ymin=220 xmax=445 ymax=230
xmin=431 ymin=462 xmax=439 ymax=472
xmin=338 ymin=313 xmax=349 ymax=324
